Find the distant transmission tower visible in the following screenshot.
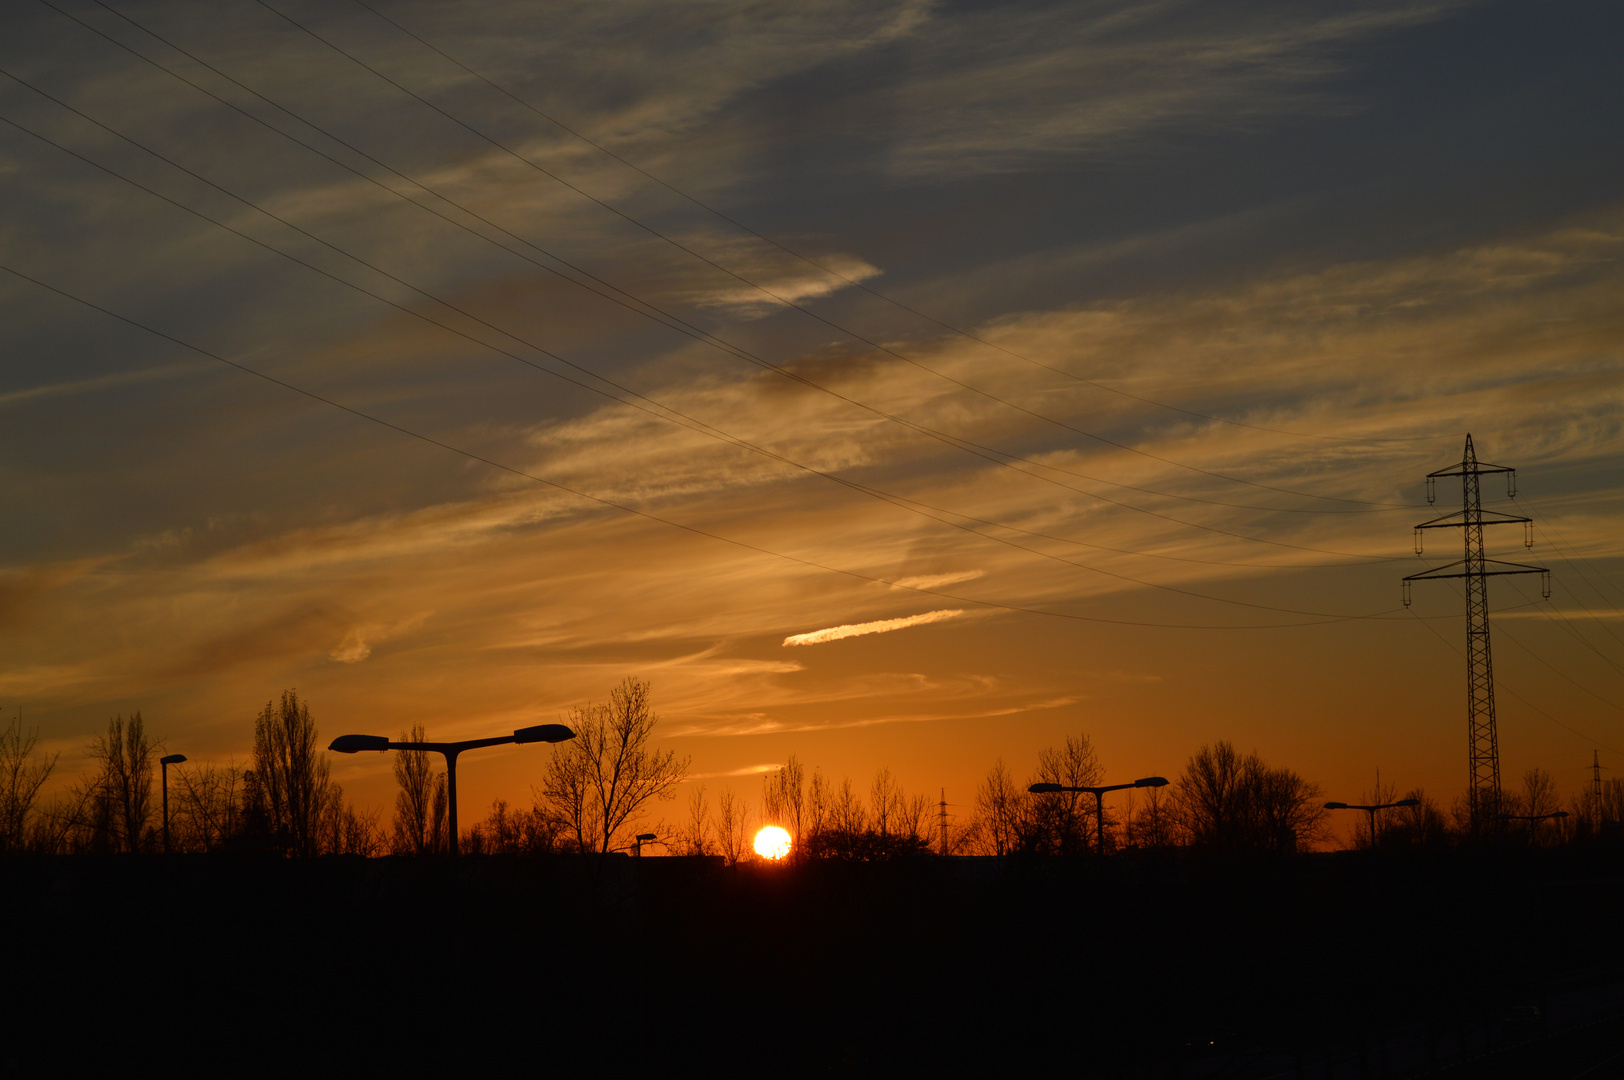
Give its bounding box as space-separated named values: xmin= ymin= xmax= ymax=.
xmin=1591 ymin=750 xmax=1606 ymax=826
xmin=938 ymin=788 xmax=948 ymax=856
xmin=1404 ymin=434 xmax=1549 ymax=832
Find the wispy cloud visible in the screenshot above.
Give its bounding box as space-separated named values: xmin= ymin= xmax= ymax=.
xmin=688 ymin=762 xmax=783 ymax=779
xmin=891 ymin=570 xmax=984 ymax=590
xmin=697 ymin=253 xmax=883 ymax=317
xmin=784 ymin=609 xmax=964 ymax=647
xmin=329 ymin=611 xmax=434 ymax=664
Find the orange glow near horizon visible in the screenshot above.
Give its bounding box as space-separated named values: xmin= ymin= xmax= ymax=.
xmin=754 ymin=826 xmax=792 ymax=860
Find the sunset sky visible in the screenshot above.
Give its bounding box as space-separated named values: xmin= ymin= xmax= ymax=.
xmin=3 ymin=0 xmax=1621 ymax=844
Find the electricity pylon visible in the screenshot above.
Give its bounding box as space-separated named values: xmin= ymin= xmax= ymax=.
xmin=1590 ymin=750 xmax=1606 ymax=827
xmin=1403 ymin=434 xmax=1549 ymax=833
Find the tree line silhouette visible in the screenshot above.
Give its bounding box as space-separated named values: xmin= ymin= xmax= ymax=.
xmin=3 ymin=680 xmax=1621 ymax=859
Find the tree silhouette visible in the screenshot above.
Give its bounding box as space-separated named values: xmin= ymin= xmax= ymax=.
xmin=171 ymin=761 xmax=244 ymax=852
xmin=248 ymin=690 xmax=332 ymax=857
xmin=715 ymin=788 xmax=750 ymax=866
xmin=1029 ymin=733 xmax=1103 ymax=854
xmin=540 ymin=677 xmax=688 ymax=853
xmin=1175 ymin=741 xmax=1324 ymax=854
xmin=463 ymin=798 xmax=562 ymax=854
xmin=1387 ymin=788 xmax=1448 ymax=848
xmin=0 ymin=709 xmax=56 ymax=854
xmin=391 ymin=724 xmax=441 ymax=855
xmin=761 ymin=755 xmax=806 ymax=854
xmin=678 ymin=784 xmax=715 ymax=856
xmin=974 ymin=758 xmax=1026 ymax=856
xmin=1128 ymin=782 xmax=1178 ymax=849
xmin=1351 ymin=773 xmax=1399 ymax=849
xmin=84 ymin=712 xmax=157 ymax=853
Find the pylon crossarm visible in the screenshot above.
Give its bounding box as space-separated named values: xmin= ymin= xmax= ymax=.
xmin=1426 ymin=461 xmax=1515 ymax=479
xmin=1413 ymin=509 xmax=1531 ymax=530
xmin=1404 ymin=558 xmax=1548 ymax=583
xmin=1404 ymin=559 xmax=1468 ymax=580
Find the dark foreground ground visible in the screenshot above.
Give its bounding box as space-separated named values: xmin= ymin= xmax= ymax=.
xmin=5 ymin=847 xmax=1623 ymax=1076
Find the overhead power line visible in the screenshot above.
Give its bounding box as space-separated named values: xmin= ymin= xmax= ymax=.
xmin=0 ymin=44 xmax=1413 ymax=571
xmin=345 ymin=0 xmax=1459 ymax=451
xmin=35 ymin=0 xmax=1420 ymax=533
xmin=0 ymin=85 xmax=1418 ymax=606
xmin=232 ymin=0 xmax=1422 ymax=509
xmin=0 ymin=259 xmax=1421 ymax=633
xmin=0 ymin=98 xmax=1421 ymax=618
xmin=1406 ymin=607 xmax=1624 ymax=757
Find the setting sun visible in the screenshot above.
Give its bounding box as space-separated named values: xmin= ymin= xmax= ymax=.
xmin=754 ymin=826 xmax=792 ymax=860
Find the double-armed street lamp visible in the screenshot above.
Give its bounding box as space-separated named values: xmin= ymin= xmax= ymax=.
xmin=1324 ymin=797 xmax=1420 ymax=848
xmin=330 ymin=724 xmax=575 ymax=857
xmin=1496 ymin=809 xmax=1569 ymax=843
xmin=1028 ymin=776 xmax=1169 ymax=854
xmin=160 ymin=753 xmax=187 ymax=854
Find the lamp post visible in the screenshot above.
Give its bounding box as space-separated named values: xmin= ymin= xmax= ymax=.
xmin=159 ymin=753 xmax=187 ymax=854
xmin=633 ymin=832 xmax=657 ymax=857
xmin=1324 ymin=798 xmax=1420 ymax=848
xmin=1028 ymin=776 xmax=1169 ymax=854
xmin=329 ymin=724 xmax=575 ymax=857
xmin=1495 ymin=809 xmax=1569 ymax=844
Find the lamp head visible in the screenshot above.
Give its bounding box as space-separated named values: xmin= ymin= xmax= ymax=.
xmin=514 ymin=724 xmax=576 ymax=744
xmin=1494 ymin=812 xmax=1514 ymax=820
xmin=1028 ymin=783 xmax=1063 ymax=794
xmin=1394 ymin=798 xmax=1421 ymax=808
xmin=1324 ymin=802 xmax=1348 ymax=810
xmin=1134 ymin=776 xmax=1169 ymax=788
xmin=1552 ymin=811 xmax=1570 ymax=819
xmin=636 ymin=833 xmax=657 ymax=842
xmin=329 ymin=734 xmax=390 ymax=753
xmin=159 ymin=754 xmax=187 ymax=766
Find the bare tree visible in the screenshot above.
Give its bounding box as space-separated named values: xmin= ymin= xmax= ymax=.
xmin=1175 ymin=741 xmax=1324 ymax=854
xmin=391 ymin=725 xmax=440 ymax=855
xmin=318 ymin=797 xmax=384 ymax=857
xmin=1351 ymin=773 xmax=1399 ymax=849
xmin=84 ymin=712 xmax=158 ymax=853
xmin=807 ymin=768 xmax=830 ymax=841
xmin=1175 ymin=741 xmax=1248 ymax=851
xmin=467 ymin=798 xmax=561 ymax=855
xmin=974 ymin=759 xmax=1026 ymax=856
xmin=870 ymin=768 xmax=901 ymax=837
xmin=540 ymin=678 xmax=689 ymax=853
xmin=1030 ymin=733 xmax=1103 ymax=854
xmin=0 ymin=709 xmax=56 ymax=854
xmin=1599 ymin=777 xmax=1624 ymax=825
xmin=761 ymin=755 xmax=807 ymax=851
xmin=1520 ymin=768 xmax=1562 ymax=845
xmin=898 ymin=791 xmax=932 ymax=844
xmin=1129 ymin=783 xmax=1178 ymax=849
xmin=830 ymin=776 xmax=867 ymax=838
xmin=1387 ymin=788 xmax=1449 ymax=848
xmin=1248 ymin=758 xmax=1326 ymax=854
xmin=678 ymin=785 xmax=714 ymax=856
xmin=715 ymin=788 xmax=751 ymax=866
xmin=172 ymin=761 xmax=244 ymax=853
xmin=248 ymin=690 xmax=333 ymax=857
xmin=428 ymin=774 xmax=449 ymax=855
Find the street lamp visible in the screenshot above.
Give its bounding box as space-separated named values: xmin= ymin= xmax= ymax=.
xmin=329 ymin=723 xmax=575 ymax=857
xmin=1324 ymin=797 xmax=1420 ymax=848
xmin=633 ymin=832 xmax=657 ymax=857
xmin=159 ymin=753 xmax=187 ymax=854
xmin=1495 ymin=810 xmax=1569 ymax=843
xmin=1028 ymin=776 xmax=1169 ymax=854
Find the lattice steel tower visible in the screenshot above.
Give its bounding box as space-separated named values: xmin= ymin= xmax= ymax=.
xmin=1403 ymin=434 xmax=1549 ymax=832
